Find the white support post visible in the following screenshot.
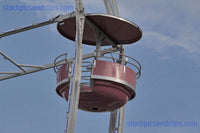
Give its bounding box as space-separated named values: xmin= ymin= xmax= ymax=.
xmin=103 ymin=0 xmax=114 ymax=15
xmin=111 ymin=0 xmax=119 ymax=16
xmin=64 ymin=0 xmax=85 ymax=133
xmin=105 ymin=0 xmax=125 ymax=133
xmin=118 ymin=106 xmax=125 ymax=133
xmin=94 ymin=30 xmax=102 ymax=60
xmin=109 ymin=110 xmax=118 ymax=133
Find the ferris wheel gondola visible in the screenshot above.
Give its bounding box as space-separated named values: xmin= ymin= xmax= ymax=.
xmin=0 ymin=0 xmax=143 ymax=133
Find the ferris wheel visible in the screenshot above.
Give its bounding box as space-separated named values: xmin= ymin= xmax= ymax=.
xmin=0 ymin=0 xmax=142 ymax=133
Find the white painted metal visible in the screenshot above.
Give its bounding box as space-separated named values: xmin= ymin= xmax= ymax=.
xmin=64 ymin=1 xmax=85 ymax=132
xmin=104 ymin=0 xmax=126 ymax=133
xmin=109 ymin=110 xmax=118 ymax=133
xmin=0 ymin=47 xmax=119 ymax=81
xmin=0 ymin=13 xmax=75 ymax=39
xmin=104 ymin=0 xmax=114 ymax=15
xmin=118 ymin=105 xmax=125 ymax=133
xmin=85 ymin=17 xmax=117 ymax=48
xmin=94 ymin=29 xmax=102 ymax=60
xmin=0 ymin=0 xmax=135 ymax=133
xmin=112 ymin=0 xmax=119 ymax=16
xmin=0 ymin=51 xmax=26 ymax=72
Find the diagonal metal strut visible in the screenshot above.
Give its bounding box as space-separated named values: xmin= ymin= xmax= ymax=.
xmin=85 ymin=17 xmax=117 ymax=48
xmin=0 ymin=12 xmax=76 ymax=39
xmin=0 ymin=47 xmax=119 ymax=79
xmin=0 ymin=51 xmax=26 ymax=72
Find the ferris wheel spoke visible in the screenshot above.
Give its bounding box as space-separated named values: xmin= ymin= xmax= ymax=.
xmin=64 ymin=0 xmax=85 ymax=133
xmin=0 ymin=13 xmax=75 ymax=39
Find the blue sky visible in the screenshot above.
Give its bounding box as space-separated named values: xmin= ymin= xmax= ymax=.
xmin=0 ymin=0 xmax=200 ymax=133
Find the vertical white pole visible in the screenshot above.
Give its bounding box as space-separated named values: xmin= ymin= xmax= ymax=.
xmin=65 ymin=0 xmax=85 ymax=133
xmin=118 ymin=105 xmax=125 ymax=133
xmin=94 ymin=30 xmax=102 ymax=60
xmin=105 ymin=0 xmax=125 ymax=133
xmin=109 ymin=110 xmax=118 ymax=133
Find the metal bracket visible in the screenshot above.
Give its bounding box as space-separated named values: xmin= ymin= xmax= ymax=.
xmin=85 ymin=17 xmax=117 ymax=48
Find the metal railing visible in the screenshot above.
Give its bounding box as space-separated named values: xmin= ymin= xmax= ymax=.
xmin=80 ymin=61 xmax=93 ymax=92
xmin=54 ymin=53 xmax=94 ymax=92
xmin=102 ymin=51 xmax=141 ymax=79
xmin=54 ymin=53 xmax=69 ymax=73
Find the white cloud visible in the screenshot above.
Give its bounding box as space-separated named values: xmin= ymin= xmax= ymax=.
xmin=116 ymin=0 xmax=200 ymax=60
xmin=144 ymin=31 xmax=200 ymax=54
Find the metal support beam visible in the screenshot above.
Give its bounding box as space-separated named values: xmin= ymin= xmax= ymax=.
xmin=64 ymin=0 xmax=85 ymax=133
xmin=118 ymin=45 xmax=125 ymax=64
xmin=0 ymin=51 xmax=26 ymax=72
xmin=106 ymin=1 xmax=125 ymax=133
xmin=85 ymin=18 xmax=117 ymax=48
xmin=104 ymin=0 xmax=114 ymax=15
xmin=0 ymin=47 xmax=119 ymax=81
xmin=0 ymin=13 xmax=75 ymax=39
xmin=109 ymin=106 xmax=125 ymax=133
xmin=112 ymin=0 xmax=119 ymax=16
xmin=118 ymin=106 xmax=125 ymax=133
xmin=95 ymin=39 xmax=101 ymax=60
xmin=104 ymin=0 xmax=119 ymax=16
xmin=94 ymin=29 xmax=103 ymax=60
xmin=109 ymin=110 xmax=118 ymax=133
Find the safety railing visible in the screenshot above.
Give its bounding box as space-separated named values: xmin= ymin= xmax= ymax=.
xmin=101 ymin=51 xmax=141 ymax=79
xmin=54 ymin=53 xmax=94 ymax=92
xmin=80 ymin=61 xmax=94 ymax=92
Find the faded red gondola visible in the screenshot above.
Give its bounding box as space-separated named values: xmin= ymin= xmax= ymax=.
xmin=55 ymin=13 xmax=142 ymax=112
xmin=56 ymin=60 xmax=138 ymax=112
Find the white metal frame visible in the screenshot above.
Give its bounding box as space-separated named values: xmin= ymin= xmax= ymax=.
xmin=103 ymin=0 xmax=126 ymax=133
xmin=0 ymin=0 xmax=140 ymax=133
